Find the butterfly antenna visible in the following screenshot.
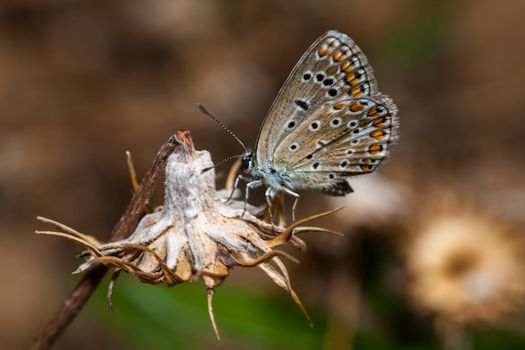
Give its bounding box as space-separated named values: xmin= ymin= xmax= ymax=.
xmin=197 ymin=104 xmax=248 ymax=152
xmin=202 ymin=153 xmax=244 ymax=173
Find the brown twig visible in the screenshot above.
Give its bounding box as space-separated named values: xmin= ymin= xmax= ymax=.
xmin=28 ymin=133 xmax=180 ymax=350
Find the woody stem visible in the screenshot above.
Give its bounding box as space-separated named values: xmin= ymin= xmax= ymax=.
xmin=28 ymin=134 xmax=181 ymax=350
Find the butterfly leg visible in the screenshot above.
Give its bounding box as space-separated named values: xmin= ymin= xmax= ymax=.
xmin=227 ymin=174 xmax=253 ymax=203
xmin=283 ymin=187 xmax=300 ymax=222
xmin=243 ymin=179 xmax=262 ymax=216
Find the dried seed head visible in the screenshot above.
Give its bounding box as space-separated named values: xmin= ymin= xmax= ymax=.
xmin=37 ymin=131 xmax=340 ymax=339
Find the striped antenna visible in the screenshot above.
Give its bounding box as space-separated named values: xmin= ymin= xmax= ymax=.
xmin=201 ymin=153 xmax=244 ymax=173
xmin=197 ymin=104 xmax=248 ymax=152
xmin=198 ymin=104 xmax=249 ymax=173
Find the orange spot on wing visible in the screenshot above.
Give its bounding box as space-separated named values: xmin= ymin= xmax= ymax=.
xmin=360 ymin=164 xmax=371 ymax=172
xmin=333 ymin=51 xmax=343 ymax=62
xmin=346 ymin=73 xmax=356 ymax=83
xmin=318 ymin=46 xmax=328 ymax=57
xmin=369 ymin=144 xmax=382 ymax=156
xmin=349 ymin=103 xmax=363 ymax=112
xmin=334 ymin=103 xmax=345 ymax=110
xmin=368 ymin=108 xmax=379 ymax=117
xmin=341 ymin=61 xmax=351 ymax=72
xmin=373 ymin=117 xmax=385 ymax=128
xmin=371 ymin=130 xmax=384 ymax=140
xmin=351 ymin=86 xmax=362 ymax=97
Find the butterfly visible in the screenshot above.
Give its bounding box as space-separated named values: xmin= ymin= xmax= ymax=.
xmin=226 ymin=30 xmax=399 ymax=221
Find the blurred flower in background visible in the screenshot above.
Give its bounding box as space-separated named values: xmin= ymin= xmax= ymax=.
xmin=404 ymin=193 xmax=525 ymax=346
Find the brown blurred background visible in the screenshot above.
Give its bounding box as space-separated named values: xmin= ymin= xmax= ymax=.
xmin=2 ymin=1 xmax=525 ymax=349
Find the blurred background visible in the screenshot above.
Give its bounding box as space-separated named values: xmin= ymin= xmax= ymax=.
xmin=2 ymin=0 xmax=525 ymax=349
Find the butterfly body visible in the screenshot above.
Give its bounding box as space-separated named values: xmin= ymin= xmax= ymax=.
xmin=242 ymin=151 xmax=351 ymax=196
xmin=234 ymin=30 xmax=399 ymax=219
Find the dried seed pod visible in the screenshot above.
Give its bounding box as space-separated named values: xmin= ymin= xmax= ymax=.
xmin=37 ymin=130 xmax=340 ymax=339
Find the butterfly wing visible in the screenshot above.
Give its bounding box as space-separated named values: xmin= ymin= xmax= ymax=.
xmin=273 ymin=96 xmax=399 ymax=195
xmin=255 ymin=30 xmax=378 ymax=164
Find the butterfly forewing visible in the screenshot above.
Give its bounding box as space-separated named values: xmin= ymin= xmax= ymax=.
xmin=255 ymin=31 xmax=377 ymax=164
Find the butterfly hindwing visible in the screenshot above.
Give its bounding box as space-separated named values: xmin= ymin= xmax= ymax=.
xmin=272 ymin=95 xmax=398 ymax=192
xmin=255 ymin=30 xmax=378 ymax=164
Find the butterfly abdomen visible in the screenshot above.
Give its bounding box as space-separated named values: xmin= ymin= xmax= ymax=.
xmin=321 ymin=180 xmax=353 ymax=196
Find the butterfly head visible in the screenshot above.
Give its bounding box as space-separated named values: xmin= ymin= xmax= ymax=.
xmin=241 ymin=151 xmax=255 ymax=171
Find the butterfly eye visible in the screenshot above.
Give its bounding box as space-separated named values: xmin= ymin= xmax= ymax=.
xmin=241 ymin=153 xmax=253 ymax=170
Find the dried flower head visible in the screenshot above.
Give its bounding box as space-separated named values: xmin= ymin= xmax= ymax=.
xmin=404 ymin=194 xmax=525 ymax=329
xmin=37 ymin=131 xmax=340 ymax=339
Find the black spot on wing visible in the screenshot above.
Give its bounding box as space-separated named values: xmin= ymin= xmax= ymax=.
xmin=294 ymin=99 xmax=309 ymax=111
